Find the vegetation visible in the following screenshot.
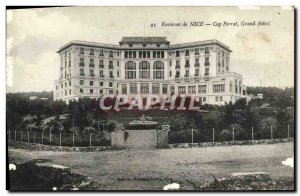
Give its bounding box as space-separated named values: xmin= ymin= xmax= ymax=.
xmin=7 ymin=86 xmax=294 ymax=145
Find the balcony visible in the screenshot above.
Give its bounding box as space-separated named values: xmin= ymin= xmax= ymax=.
xmin=194 ymin=74 xmax=200 ymax=77
xmin=175 ymin=75 xmax=180 ymax=79
xmin=184 ymin=74 xmax=189 ymax=78
xmin=90 ymin=74 xmax=96 ymax=78
xmin=79 ymin=63 xmax=85 ymax=67
xmin=89 ymin=52 xmax=94 ymax=56
xmin=204 ymin=62 xmax=210 ymax=66
xmin=99 ymin=75 xmax=105 ymax=78
xmin=109 ymin=65 xmax=114 ymax=69
xmin=194 ymin=63 xmax=200 ymax=67
xmin=89 ymin=63 xmax=95 ymax=68
xmin=185 ymin=64 xmax=190 ymax=68
xmin=109 ymin=75 xmax=114 ymax=79
xmin=204 ymin=73 xmax=209 ymax=76
xmin=175 ymin=65 xmax=180 ymax=69
xmin=80 ymin=73 xmax=85 ymax=77
xmin=99 ymin=64 xmax=104 ymax=69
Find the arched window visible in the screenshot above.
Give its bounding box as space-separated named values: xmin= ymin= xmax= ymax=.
xmin=139 ymin=61 xmax=150 ymax=78
xmin=153 ymin=61 xmax=164 ymax=79
xmin=125 ymin=61 xmax=136 ymax=79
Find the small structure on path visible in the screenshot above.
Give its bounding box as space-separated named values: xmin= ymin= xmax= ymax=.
xmin=111 ymin=114 xmax=169 ymax=149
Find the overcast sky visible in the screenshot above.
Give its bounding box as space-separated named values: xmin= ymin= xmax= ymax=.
xmin=6 ymin=6 xmax=294 ymax=93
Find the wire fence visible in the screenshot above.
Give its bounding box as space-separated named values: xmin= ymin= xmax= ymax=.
xmin=8 ymin=124 xmax=294 ymax=147
xmin=168 ymin=124 xmax=294 ymax=144
xmin=7 ymin=130 xmax=110 ymax=147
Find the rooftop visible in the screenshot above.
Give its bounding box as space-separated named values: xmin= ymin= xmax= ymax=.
xmin=119 ymin=37 xmax=170 ymax=44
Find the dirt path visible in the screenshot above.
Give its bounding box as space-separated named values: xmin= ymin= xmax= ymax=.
xmin=8 ymin=142 xmax=294 ymax=190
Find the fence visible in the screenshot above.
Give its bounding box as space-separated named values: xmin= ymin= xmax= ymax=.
xmin=7 ymin=130 xmax=110 ymax=147
xmin=168 ymin=124 xmax=294 ymax=144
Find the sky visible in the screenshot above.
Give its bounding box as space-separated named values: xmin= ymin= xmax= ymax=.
xmin=6 ymin=6 xmax=294 ymax=93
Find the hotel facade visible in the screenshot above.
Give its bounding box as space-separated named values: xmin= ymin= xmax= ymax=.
xmin=54 ymin=37 xmax=247 ymax=105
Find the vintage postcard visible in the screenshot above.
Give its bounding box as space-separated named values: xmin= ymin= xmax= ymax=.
xmin=6 ymin=6 xmax=295 ymax=191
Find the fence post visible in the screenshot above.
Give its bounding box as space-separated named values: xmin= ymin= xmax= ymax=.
xmin=191 ymin=129 xmax=194 ymax=145
xmin=213 ymin=128 xmax=215 ymax=143
xmin=27 ymin=131 xmax=30 ymax=143
xmin=90 ymin=133 xmax=92 ymax=147
xmin=20 ymin=131 xmax=23 ymax=142
xmin=42 ymin=131 xmax=44 ymax=144
xmin=15 ymin=130 xmax=17 ymax=141
xmin=50 ymin=131 xmax=52 ymax=144
xmin=271 ymin=125 xmax=273 ymax=140
xmin=60 ymin=132 xmax=62 ymax=147
xmin=252 ymin=126 xmax=254 ymax=142
xmin=73 ymin=132 xmax=75 ymax=147
xmin=288 ymin=124 xmax=290 ymax=139
xmin=232 ymin=126 xmax=235 ymax=142
xmin=34 ymin=132 xmax=36 ymax=143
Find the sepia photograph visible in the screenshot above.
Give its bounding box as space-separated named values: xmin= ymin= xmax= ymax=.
xmin=6 ymin=6 xmax=295 ymax=191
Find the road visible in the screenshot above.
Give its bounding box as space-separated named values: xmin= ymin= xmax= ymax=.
xmin=8 ymin=142 xmax=294 ymax=190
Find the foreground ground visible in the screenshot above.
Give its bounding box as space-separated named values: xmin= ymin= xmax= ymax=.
xmin=8 ymin=142 xmax=294 ymax=190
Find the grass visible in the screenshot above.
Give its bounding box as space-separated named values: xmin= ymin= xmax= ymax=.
xmin=8 ymin=142 xmax=294 ymax=190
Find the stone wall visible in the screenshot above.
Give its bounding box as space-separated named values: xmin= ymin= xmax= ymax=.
xmin=168 ymin=138 xmax=294 ymax=148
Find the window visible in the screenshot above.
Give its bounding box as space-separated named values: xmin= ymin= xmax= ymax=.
xmin=80 ymin=88 xmax=83 ymax=93
xmin=69 ymin=60 xmax=71 ymax=67
xmin=153 ymin=51 xmax=164 ymax=58
xmin=185 ymin=49 xmax=189 ymax=56
xmin=205 ymin=47 xmax=209 ymax=54
xmin=130 ymin=83 xmax=137 ymax=93
xmin=178 ymin=86 xmax=186 ymax=94
xmin=99 ymin=50 xmax=104 ymax=56
xmin=80 ymin=68 xmax=85 ymax=76
xmin=213 ymin=84 xmax=225 ymax=92
xmin=117 ymin=71 xmax=119 ymax=77
xmin=230 ymin=82 xmax=233 ymax=92
xmin=99 ymin=89 xmax=103 ymax=94
xmin=99 ymin=60 xmax=104 ymax=68
xmin=79 ymin=48 xmax=84 ymax=54
xmin=205 ymin=68 xmax=209 ymax=76
xmin=79 ymin=58 xmax=84 ymax=66
xmin=125 ymin=61 xmax=136 ymax=79
xmin=129 ymin=44 xmax=133 ymax=47
xmin=157 ymin=44 xmax=160 ymax=47
xmin=109 ymin=61 xmax=113 ymax=69
xmin=188 ymin=86 xmax=196 ymax=94
xmin=176 ymin=51 xmax=180 ymax=57
xmin=215 ymin=96 xmax=218 ymax=102
xmin=220 ymin=96 xmax=223 ymax=101
xmin=195 ymin=69 xmax=199 ymax=76
xmin=140 ymin=83 xmax=149 ymax=93
xmin=139 ymin=61 xmax=150 ymax=79
xmin=198 ymin=85 xmax=206 ymax=94
xmin=153 ymin=61 xmax=164 ymax=79
xmin=175 ymin=71 xmax=180 ymax=78
xmin=202 ymin=97 xmax=206 ymax=102
xmin=90 ymin=81 xmax=93 ymax=86
xmin=171 ymin=86 xmax=175 ymax=95
xmin=69 ymin=89 xmax=72 ymax=95
xmin=176 ymin=60 xmax=180 ymax=69
xmin=69 ymin=81 xmax=71 ymax=86
xmin=99 ymin=81 xmax=103 ymax=86
xmin=122 ymin=84 xmax=127 ymax=94
xmin=143 ymin=44 xmax=146 ymax=47
xmin=109 ymin=82 xmax=113 ymax=87
xmin=99 ymin=70 xmax=104 ymax=77
xmin=109 ymin=90 xmax=113 ymax=94
xmin=195 ymin=48 xmax=200 ymax=55
xmin=205 ymin=57 xmax=210 ymax=66
xmin=152 ymin=83 xmax=160 ymax=93
xmin=185 ymin=70 xmax=190 ymax=77
xmin=185 ymin=59 xmax=190 ymax=68
xmin=109 ymin=51 xmax=113 ymax=57
xmin=90 ymin=89 xmax=93 ymax=94
xmin=89 ymin=59 xmax=94 ymax=67
xmin=163 ymin=84 xmax=168 ymax=94
xmin=90 ymin=69 xmax=95 ymax=77
xmin=195 ymin=58 xmax=200 ymax=67
xmin=89 ymin=48 xmax=94 ymax=56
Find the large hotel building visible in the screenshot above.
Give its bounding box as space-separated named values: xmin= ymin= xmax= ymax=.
xmin=54 ymin=37 xmax=247 ymax=105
